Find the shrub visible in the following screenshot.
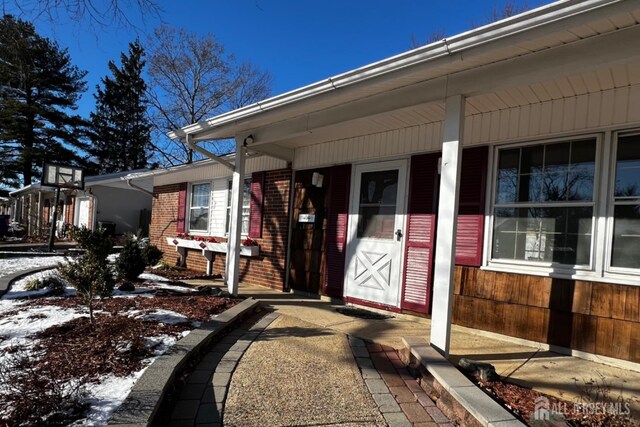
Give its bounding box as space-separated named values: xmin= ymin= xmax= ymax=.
xmin=24 ymin=278 xmax=45 ymax=291
xmin=142 ymin=243 xmax=163 ymax=266
xmin=59 ymin=227 xmax=115 ymax=323
xmin=42 ymin=274 xmax=66 ymax=296
xmin=72 ymin=226 xmax=113 ymax=260
xmin=115 ymin=235 xmax=146 ymax=281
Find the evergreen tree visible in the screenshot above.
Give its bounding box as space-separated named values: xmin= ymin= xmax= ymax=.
xmin=90 ymin=40 xmax=152 ymax=173
xmin=0 ymin=15 xmax=89 ymax=188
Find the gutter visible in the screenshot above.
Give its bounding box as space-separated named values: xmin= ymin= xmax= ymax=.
xmin=168 ymin=0 xmax=625 ymax=141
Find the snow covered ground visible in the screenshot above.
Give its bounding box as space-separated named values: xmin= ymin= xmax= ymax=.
xmin=0 ymin=256 xmax=67 ymax=278
xmin=0 ymin=260 xmax=195 ymax=426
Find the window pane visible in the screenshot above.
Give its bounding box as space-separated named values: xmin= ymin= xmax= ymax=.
xmin=357 ymin=170 xmax=398 ymax=239
xmin=541 ymin=143 xmax=569 ymax=202
xmin=226 ymin=178 xmax=252 ymax=235
xmin=568 ymin=139 xmax=596 ymax=201
xmin=615 ymin=134 xmax=640 ymax=198
xmin=611 ymin=204 xmax=640 ymax=269
xmin=493 ymin=207 xmax=592 ymax=265
xmin=190 ymin=183 xmax=210 ymax=231
xmin=190 ymin=207 xmax=209 ymax=230
xmin=496 ymin=140 xmax=596 ymax=204
xmin=191 ymin=183 xmax=210 ymax=208
xmin=496 ymin=149 xmax=519 ymax=203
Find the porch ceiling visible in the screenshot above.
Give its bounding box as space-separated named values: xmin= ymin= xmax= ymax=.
xmin=269 ymin=58 xmax=640 ymax=150
xmin=185 ymin=1 xmax=640 ymax=147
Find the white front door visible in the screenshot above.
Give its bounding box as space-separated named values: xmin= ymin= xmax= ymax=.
xmin=76 ymin=197 xmax=90 ymax=228
xmin=345 ymin=160 xmax=408 ymax=307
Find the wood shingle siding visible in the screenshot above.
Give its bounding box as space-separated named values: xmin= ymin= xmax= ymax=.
xmin=453 ymin=266 xmax=640 ymax=363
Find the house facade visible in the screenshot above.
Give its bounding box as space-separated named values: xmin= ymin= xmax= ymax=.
xmin=9 ymin=170 xmax=153 ymax=238
xmin=162 ymin=0 xmax=640 ymax=365
xmin=140 ymin=156 xmax=291 ymax=289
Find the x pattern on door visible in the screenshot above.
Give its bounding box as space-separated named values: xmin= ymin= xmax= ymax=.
xmin=354 ymin=251 xmax=392 ymax=290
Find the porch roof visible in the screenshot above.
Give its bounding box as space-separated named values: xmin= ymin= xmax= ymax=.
xmin=169 ymin=0 xmax=640 ymax=148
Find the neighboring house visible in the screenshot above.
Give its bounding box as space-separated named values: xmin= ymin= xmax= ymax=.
xmin=10 ymin=169 xmax=153 ymax=237
xmin=161 ymin=0 xmax=640 ymax=365
xmin=128 ymin=155 xmax=290 ymax=288
xmin=0 ymin=190 xmax=12 ymax=216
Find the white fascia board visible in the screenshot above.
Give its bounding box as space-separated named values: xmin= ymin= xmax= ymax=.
xmin=168 ymin=0 xmax=625 ymax=142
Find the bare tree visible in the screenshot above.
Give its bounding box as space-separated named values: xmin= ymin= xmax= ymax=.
xmin=146 ymin=25 xmax=272 ymax=165
xmin=2 ymin=0 xmax=162 ymax=31
xmin=410 ymin=0 xmax=533 ymax=49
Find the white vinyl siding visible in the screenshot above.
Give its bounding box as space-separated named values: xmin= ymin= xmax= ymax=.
xmin=209 ymin=177 xmax=228 ymax=236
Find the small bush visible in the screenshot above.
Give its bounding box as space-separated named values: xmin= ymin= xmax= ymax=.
xmin=24 ymin=278 xmax=45 ymax=291
xmin=142 ymin=243 xmax=163 ymax=266
xmin=42 ymin=275 xmax=66 ymax=296
xmin=115 ymin=235 xmax=146 ymax=281
xmin=59 ymin=227 xmax=115 ymax=323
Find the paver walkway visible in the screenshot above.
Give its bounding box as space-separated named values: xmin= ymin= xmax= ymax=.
xmin=170 ymin=310 xmax=454 ymax=426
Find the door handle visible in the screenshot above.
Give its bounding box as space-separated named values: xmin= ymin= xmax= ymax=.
xmin=395 ymin=229 xmax=403 ymax=240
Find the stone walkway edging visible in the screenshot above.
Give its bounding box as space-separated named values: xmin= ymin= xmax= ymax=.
xmin=402 ymin=337 xmax=525 ymax=427
xmin=109 ymin=298 xmax=260 ymax=426
xmin=0 ymin=265 xmax=59 ymax=297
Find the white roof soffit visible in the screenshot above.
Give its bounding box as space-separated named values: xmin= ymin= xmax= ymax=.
xmin=169 ymin=0 xmax=635 ymax=143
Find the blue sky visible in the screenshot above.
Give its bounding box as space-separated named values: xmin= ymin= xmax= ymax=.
xmin=6 ymin=0 xmax=548 ymax=119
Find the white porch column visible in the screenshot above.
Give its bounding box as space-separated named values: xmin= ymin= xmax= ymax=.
xmin=225 ymin=138 xmax=246 ymax=296
xmin=430 ymin=94 xmax=465 ymax=357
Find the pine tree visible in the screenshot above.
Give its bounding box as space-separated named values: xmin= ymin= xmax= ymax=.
xmin=90 ymin=40 xmax=152 ymax=173
xmin=0 ymin=15 xmax=90 ymax=188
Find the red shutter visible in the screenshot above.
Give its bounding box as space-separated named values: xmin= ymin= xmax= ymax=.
xmin=248 ymin=171 xmax=265 ymax=238
xmin=455 ymin=146 xmax=489 ymax=266
xmin=323 ymin=164 xmax=351 ymax=298
xmin=401 ymin=153 xmax=440 ymax=314
xmin=176 ymin=182 xmax=187 ymax=233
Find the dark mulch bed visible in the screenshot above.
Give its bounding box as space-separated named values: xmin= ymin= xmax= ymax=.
xmin=145 ymin=267 xmax=222 ymax=281
xmin=0 ymin=294 xmax=239 ymax=426
xmin=28 ymin=293 xmax=238 ymax=323
xmin=476 ymin=378 xmax=638 ymax=426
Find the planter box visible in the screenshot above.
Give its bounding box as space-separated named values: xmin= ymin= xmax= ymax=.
xmin=166 ymin=237 xmax=259 ymax=257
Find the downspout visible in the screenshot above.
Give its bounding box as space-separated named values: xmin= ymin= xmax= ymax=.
xmin=126 ymin=180 xmax=156 ymax=198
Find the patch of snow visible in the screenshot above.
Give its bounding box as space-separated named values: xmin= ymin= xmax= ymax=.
xmin=142 ymin=309 xmax=189 ymax=325
xmin=0 ymin=256 xmax=67 ymax=278
xmin=77 ymin=372 xmax=143 ymax=426
xmin=138 ymin=272 xmax=171 ymax=282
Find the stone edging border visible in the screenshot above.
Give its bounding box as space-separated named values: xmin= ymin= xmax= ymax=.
xmin=402 ymin=336 xmax=525 ymax=427
xmin=0 ymin=266 xmax=59 ymax=297
xmin=108 ymin=298 xmax=260 ymax=426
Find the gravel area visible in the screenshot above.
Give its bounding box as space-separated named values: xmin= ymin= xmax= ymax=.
xmin=0 ymin=256 xmax=66 ymax=278
xmin=224 ymin=315 xmax=385 ymax=427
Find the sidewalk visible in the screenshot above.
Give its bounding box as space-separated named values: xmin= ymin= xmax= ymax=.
xmin=238 ymin=284 xmax=640 ymax=415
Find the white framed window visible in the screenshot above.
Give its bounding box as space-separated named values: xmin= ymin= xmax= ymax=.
xmin=225 ymin=178 xmax=252 ymax=235
xmin=188 ymin=182 xmax=211 ymax=232
xmin=608 ymin=132 xmax=640 ymax=272
xmin=490 ymin=137 xmax=598 ymax=268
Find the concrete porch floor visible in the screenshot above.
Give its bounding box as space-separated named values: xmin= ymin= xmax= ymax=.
xmin=237 ymin=283 xmax=640 ymax=416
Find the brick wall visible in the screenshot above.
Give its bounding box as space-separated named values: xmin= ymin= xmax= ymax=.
xmin=150 ymin=169 xmax=292 ymax=291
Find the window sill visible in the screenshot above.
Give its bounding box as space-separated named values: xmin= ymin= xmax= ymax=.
xmin=481 ymin=262 xmax=640 ymax=287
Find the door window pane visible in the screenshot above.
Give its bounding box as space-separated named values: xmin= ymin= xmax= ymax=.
xmin=357 ymin=170 xmax=398 ymax=239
